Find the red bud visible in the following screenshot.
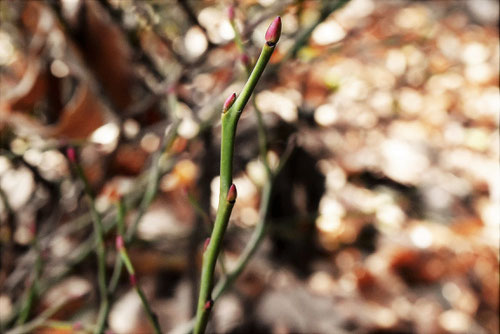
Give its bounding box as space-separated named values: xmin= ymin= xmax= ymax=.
xmin=223 ymin=93 xmax=236 ymax=113
xmin=66 ymin=147 xmax=76 ymax=163
xmin=203 ymin=237 xmax=210 ymax=252
xmin=204 ymin=299 xmax=213 ymax=310
xmin=226 ymin=184 xmax=237 ymax=203
xmin=228 ymin=6 xmax=235 ymax=21
xmin=115 ymin=235 xmax=124 ymax=250
xmin=265 ymin=16 xmax=281 ymax=45
xmin=129 ymin=274 xmax=137 ymax=286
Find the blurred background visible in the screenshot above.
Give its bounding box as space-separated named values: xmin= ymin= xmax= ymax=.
xmin=0 ymin=0 xmax=498 ymax=333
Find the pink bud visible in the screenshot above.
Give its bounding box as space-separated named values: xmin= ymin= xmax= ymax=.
xmin=203 ymin=237 xmax=210 ymax=252
xmin=240 ymin=53 xmax=250 ymax=67
xmin=167 ymin=85 xmax=176 ymax=94
xmin=226 ymin=184 xmax=237 ymax=203
xmin=265 ymin=16 xmax=281 ymax=45
xmin=73 ymin=321 xmax=83 ymax=331
xmin=66 ymin=147 xmax=76 ymax=163
xmin=115 ymin=235 xmax=124 ymax=250
xmin=28 ymin=223 xmax=37 ymax=236
xmin=223 ymin=93 xmax=236 ymax=113
xmin=129 ymin=274 xmax=137 ymax=286
xmin=204 ymin=299 xmax=213 ymax=310
xmin=228 ymin=6 xmax=235 ymax=21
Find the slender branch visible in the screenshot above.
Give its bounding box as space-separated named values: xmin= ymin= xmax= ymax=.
xmin=193 ymin=17 xmax=281 ymax=334
xmin=176 ymin=17 xmax=295 ymax=334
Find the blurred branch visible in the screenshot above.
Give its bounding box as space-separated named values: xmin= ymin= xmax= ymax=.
xmin=3 ymin=131 xmax=180 ymax=327
xmin=284 ymin=0 xmax=350 ymax=61
xmin=67 ymin=149 xmax=109 ymax=334
xmin=0 ymin=186 xmax=15 ymax=290
xmin=96 ymin=0 xmax=192 ymax=85
xmin=45 ymin=0 xmax=125 ymax=117
xmin=115 ymin=204 xmax=162 ymax=334
xmin=6 ymin=298 xmax=68 ymax=334
xmin=175 ymin=0 xmax=214 ymax=50
xmin=14 ymin=234 xmax=43 ymax=326
xmin=108 ymin=115 xmax=181 ymax=294
xmin=96 ymin=0 xmax=165 ymax=81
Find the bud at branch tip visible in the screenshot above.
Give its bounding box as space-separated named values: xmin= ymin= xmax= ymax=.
xmin=223 ymin=93 xmax=236 ymax=113
xmin=227 ymin=184 xmax=237 ymax=203
xmin=228 ymin=5 xmax=235 ymax=21
xmin=265 ymin=16 xmax=281 ymax=46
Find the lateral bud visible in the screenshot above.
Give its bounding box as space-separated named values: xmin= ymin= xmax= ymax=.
xmin=203 ymin=237 xmax=210 ymax=252
xmin=226 ymin=184 xmax=237 ymax=203
xmin=66 ymin=146 xmax=76 ymax=164
xmin=223 ymin=93 xmax=236 ymax=113
xmin=73 ymin=322 xmax=83 ymax=331
xmin=115 ymin=235 xmax=125 ymax=250
xmin=265 ymin=16 xmax=281 ymax=46
xmin=240 ymin=53 xmax=250 ymax=67
xmin=204 ymin=299 xmax=213 ymax=310
xmin=129 ymin=274 xmax=137 ymax=286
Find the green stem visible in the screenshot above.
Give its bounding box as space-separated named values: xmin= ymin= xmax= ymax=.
xmin=187 ymin=192 xmax=227 ymax=274
xmin=193 ymin=41 xmax=277 ymax=334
